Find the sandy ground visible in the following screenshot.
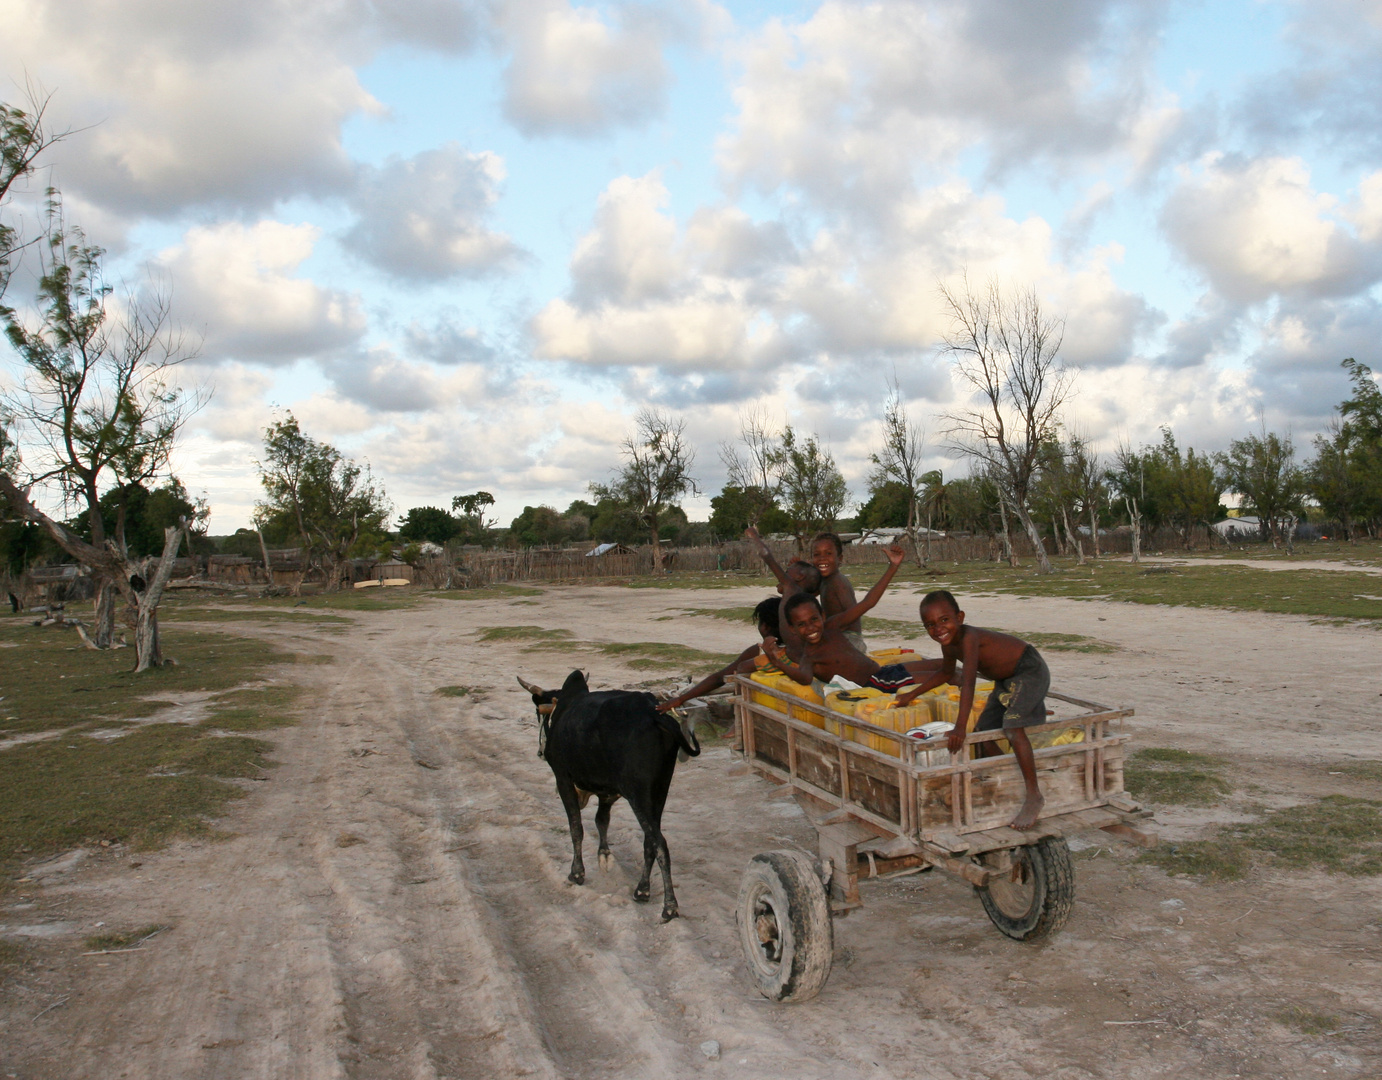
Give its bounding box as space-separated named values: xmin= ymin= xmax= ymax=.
xmin=1128 ymin=556 xmax=1382 ymax=575
xmin=3 ymin=583 xmax=1382 ymax=1080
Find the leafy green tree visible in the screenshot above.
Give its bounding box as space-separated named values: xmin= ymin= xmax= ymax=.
xmin=591 ymin=409 xmax=698 ymax=566
xmin=1 ymin=90 xmax=63 ymax=301
xmin=776 ymin=427 xmax=848 ymax=547
xmin=82 ymin=477 xmax=209 ymax=558
xmin=398 ymin=506 xmax=463 ymax=545
xmin=1308 ymin=359 xmax=1382 ymax=540
xmin=709 ymin=484 xmax=790 ymax=538
xmin=509 ymin=505 xmax=570 ymax=547
xmin=857 ymin=480 xmax=912 ymax=528
xmin=254 ymin=413 xmax=391 ymax=587
xmin=1218 ymin=431 xmax=1306 ymax=549
xmin=1 ymin=201 xmax=199 ymax=650
xmin=945 ymin=473 xmax=1004 ymax=538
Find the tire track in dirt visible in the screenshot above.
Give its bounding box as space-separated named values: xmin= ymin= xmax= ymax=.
xmin=365 ymin=624 xmax=875 ymax=1079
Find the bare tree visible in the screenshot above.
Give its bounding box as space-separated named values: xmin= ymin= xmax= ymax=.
xmin=940 ymin=276 xmax=1070 ymax=574
xmin=1 ymin=203 xmax=203 ymax=646
xmin=870 ymin=379 xmax=928 ymax=565
xmin=1069 ymin=431 xmax=1104 ymax=558
xmin=593 ymin=409 xmax=698 ymax=570
xmin=718 ymin=406 xmax=781 ymax=526
xmin=1109 ymin=441 xmax=1145 ymax=563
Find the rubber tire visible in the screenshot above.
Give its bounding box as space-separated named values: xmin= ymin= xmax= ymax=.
xmin=735 ymin=850 xmax=834 ymax=1002
xmin=976 ymin=837 xmax=1075 ymax=942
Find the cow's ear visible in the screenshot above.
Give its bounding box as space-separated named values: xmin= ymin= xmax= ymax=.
xmin=561 ymin=669 xmax=588 ymax=695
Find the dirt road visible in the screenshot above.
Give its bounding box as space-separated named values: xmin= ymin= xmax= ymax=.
xmin=4 ymin=585 xmax=1381 ymax=1079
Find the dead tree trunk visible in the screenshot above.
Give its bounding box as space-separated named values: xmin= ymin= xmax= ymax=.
xmin=1062 ymin=505 xmax=1085 ymax=565
xmin=1011 ymin=500 xmax=1053 ymax=574
xmin=997 ymin=499 xmax=1018 ymax=567
xmin=1125 ymin=497 xmax=1141 ymax=564
xmin=131 ymin=525 xmax=186 ymax=673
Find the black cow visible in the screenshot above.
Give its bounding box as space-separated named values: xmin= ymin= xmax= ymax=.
xmin=520 ymin=670 xmax=699 ymax=921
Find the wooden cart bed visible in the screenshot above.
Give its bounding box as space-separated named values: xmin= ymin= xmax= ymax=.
xmin=727 ymin=674 xmax=1155 ymax=905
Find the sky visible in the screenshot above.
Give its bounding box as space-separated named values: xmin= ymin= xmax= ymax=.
xmin=3 ymin=0 xmax=1382 ymax=532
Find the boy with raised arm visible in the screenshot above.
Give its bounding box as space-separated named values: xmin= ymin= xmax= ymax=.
xmin=743 ymin=525 xmax=822 ymax=656
xmin=896 ymin=590 xmax=1050 ymax=831
xmin=810 ymin=532 xmax=867 ymax=653
xmin=656 ymin=597 xmax=784 ymax=713
xmin=760 ymin=544 xmax=941 ymax=692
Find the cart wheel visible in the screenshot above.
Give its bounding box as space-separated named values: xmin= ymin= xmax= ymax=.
xmin=976 ymin=837 xmax=1075 ymax=942
xmin=735 ymin=850 xmax=833 ymax=1002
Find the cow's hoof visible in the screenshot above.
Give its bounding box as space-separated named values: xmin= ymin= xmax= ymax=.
xmin=661 ymin=905 xmax=679 ymax=922
xmin=598 ymin=850 xmax=615 ymax=872
xmin=633 ymin=886 xmax=650 ymax=903
xmin=568 ymin=870 xmax=586 ymax=886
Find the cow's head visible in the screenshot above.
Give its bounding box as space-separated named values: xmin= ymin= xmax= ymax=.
xmin=517 ymin=670 xmax=588 ymax=758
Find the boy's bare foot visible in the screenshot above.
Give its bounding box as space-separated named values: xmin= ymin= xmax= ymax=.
xmin=1010 ymin=791 xmax=1045 ymax=831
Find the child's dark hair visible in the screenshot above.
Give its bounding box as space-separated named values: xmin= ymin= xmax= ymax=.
xmin=920 ymin=589 xmax=960 ymax=614
xmin=753 ymin=596 xmax=781 ymax=639
xmin=813 ymin=532 xmax=844 ymax=557
xmin=783 ymin=592 xmax=822 ymax=622
xmin=786 ymin=559 xmax=822 ymax=594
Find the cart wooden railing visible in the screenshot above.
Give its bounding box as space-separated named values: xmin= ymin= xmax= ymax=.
xmin=728 ymin=674 xmax=1153 ymax=908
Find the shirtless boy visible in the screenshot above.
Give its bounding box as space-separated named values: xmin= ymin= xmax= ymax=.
xmin=811 ymin=532 xmax=867 ymax=653
xmin=896 ymin=591 xmax=1050 ymax=831
xmin=657 ymin=597 xmax=783 ymax=713
xmin=742 ymin=526 xmax=822 ymax=656
xmin=762 ymin=544 xmax=941 ymax=691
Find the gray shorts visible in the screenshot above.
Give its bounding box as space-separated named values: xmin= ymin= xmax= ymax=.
xmin=975 ymin=646 xmax=1050 ymax=731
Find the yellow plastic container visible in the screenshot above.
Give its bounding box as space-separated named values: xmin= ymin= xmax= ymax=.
xmin=868 ymin=647 xmax=916 ymax=664
xmin=749 ymin=671 xmax=826 ymax=728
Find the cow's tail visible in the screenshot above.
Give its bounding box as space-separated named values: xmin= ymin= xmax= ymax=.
xmin=660 ymin=709 xmax=701 ymax=759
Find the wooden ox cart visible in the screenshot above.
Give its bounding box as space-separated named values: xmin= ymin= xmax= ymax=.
xmin=726 ymin=674 xmax=1157 ymax=1002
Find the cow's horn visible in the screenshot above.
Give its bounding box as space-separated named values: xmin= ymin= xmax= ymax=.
xmin=516 ymin=676 xmax=545 ymax=695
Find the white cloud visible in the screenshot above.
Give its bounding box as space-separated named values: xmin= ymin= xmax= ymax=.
xmin=0 ymin=0 xmax=481 ymax=217
xmin=498 ymin=0 xmax=672 ymax=136
xmin=343 ymin=144 xmax=519 ymax=281
xmin=159 ymin=221 xmax=366 ymax=364
xmin=1161 ymin=155 xmax=1382 ymax=303
xmin=719 ymin=0 xmax=1173 ymax=210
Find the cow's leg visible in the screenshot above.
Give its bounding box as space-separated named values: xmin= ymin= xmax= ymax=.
xmin=625 ymin=795 xmax=658 ymax=905
xmin=554 ymin=776 xmax=586 ymax=885
xmin=595 ymin=796 xmax=617 ymax=872
xmin=648 ymin=768 xmax=679 ymax=921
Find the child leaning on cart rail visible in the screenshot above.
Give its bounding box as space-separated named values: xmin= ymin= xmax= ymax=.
xmin=760 ymin=543 xmax=942 ymax=692
xmin=656 ymin=597 xmax=784 ymax=713
xmin=895 ymin=590 xmax=1050 ymax=831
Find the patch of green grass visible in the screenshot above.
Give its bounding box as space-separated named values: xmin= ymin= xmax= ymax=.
xmin=0 ymin=938 xmax=28 ymax=967
xmin=679 ymin=605 xmax=760 ymax=622
xmin=2 ymin=723 xmax=273 ymax=861
xmin=427 ymin=584 xmax=545 ymax=599
xmin=202 ymin=684 xmax=301 ymax=731
xmin=862 ymin=616 xmax=923 ymax=636
xmin=1274 ymin=1006 xmax=1344 ymax=1037
xmin=160 ymin=604 xmax=351 ymax=625
xmin=0 ymin=624 xmax=302 ymax=735
xmin=475 ymin=625 xmax=574 ymax=642
xmin=83 ymin=924 xmax=169 ymax=952
xmin=526 ymin=638 xmax=737 ymax=672
xmin=1143 ymin=796 xmax=1382 ymax=880
xmin=434 ymin=685 xmax=478 ymax=697
xmin=1009 ymin=631 xmax=1119 ymax=653
xmin=1334 ymin=760 xmax=1382 ymax=783
xmin=1125 ymin=747 xmax=1230 ymax=805
xmin=624 ymin=572 xmax=777 ymax=590
xmin=947 ymin=560 xmax=1382 ymax=623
